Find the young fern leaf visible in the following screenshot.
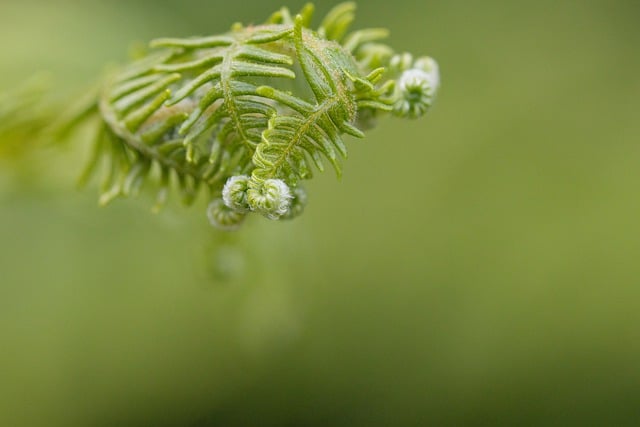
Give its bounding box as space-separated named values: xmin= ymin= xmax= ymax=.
xmin=251 ymin=16 xmax=365 ymax=185
xmin=51 ymin=2 xmax=440 ymax=229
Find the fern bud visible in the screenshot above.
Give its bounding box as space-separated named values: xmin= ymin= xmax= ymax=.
xmin=222 ymin=175 xmax=251 ymax=213
xmin=414 ymin=56 xmax=440 ymax=96
xmin=393 ymin=56 xmax=440 ymax=119
xmin=389 ymin=52 xmax=414 ymax=73
xmin=207 ymin=199 xmax=246 ymax=230
xmin=247 ymin=179 xmax=293 ymax=220
xmin=280 ymin=186 xmax=308 ymax=220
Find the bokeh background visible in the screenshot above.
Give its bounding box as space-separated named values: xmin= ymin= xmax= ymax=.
xmin=1 ymin=0 xmax=640 ymax=425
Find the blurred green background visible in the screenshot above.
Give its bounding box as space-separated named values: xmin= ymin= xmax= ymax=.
xmin=1 ymin=0 xmax=640 ymax=426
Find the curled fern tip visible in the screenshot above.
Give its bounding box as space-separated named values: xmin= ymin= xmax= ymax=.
xmin=247 ymin=178 xmax=293 ymax=220
xmin=49 ymin=2 xmax=441 ymax=230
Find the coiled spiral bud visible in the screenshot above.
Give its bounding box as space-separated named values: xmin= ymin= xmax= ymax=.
xmin=220 ymin=176 xmax=304 ymax=224
xmin=222 ymin=175 xmax=251 ymax=213
xmin=207 ymin=199 xmax=246 ymax=231
xmin=392 ymin=54 xmax=440 ymax=119
xmin=246 ymin=179 xmax=293 ymax=220
xmin=280 ymin=186 xmax=308 ymax=220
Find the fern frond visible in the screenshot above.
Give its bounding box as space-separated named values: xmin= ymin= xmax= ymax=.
xmin=45 ymin=2 xmax=440 ymax=229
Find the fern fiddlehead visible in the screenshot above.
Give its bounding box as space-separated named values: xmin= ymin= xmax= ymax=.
xmin=55 ymin=2 xmax=440 ymax=229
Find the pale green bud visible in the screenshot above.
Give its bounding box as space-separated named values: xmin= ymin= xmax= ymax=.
xmin=207 ymin=199 xmax=246 ymax=230
xmin=222 ymin=175 xmax=251 ymax=212
xmin=247 ymin=178 xmax=293 ymax=220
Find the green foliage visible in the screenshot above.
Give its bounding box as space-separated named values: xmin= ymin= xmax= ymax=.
xmin=22 ymin=2 xmax=441 ymax=229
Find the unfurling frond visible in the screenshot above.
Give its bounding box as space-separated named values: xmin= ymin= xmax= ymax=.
xmin=49 ymin=2 xmax=440 ymax=229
